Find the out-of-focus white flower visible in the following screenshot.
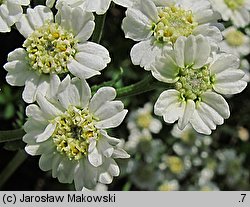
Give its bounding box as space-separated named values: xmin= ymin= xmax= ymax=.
xmin=130 ymin=161 xmax=163 ymax=190
xmin=210 ymin=0 xmax=250 ymax=27
xmin=153 ymin=35 xmax=247 ymax=135
xmin=238 ymin=126 xmax=249 ymax=141
xmin=122 ymin=0 xmax=222 ymax=69
xmin=23 ymin=75 xmax=129 ymax=190
xmin=199 ymin=168 xmax=214 ymax=186
xmin=199 ymin=182 xmax=220 ymax=191
xmin=158 ymin=180 xmax=179 ymax=191
xmin=127 ymin=103 xmax=162 ymax=134
xmin=171 ymin=124 xmax=196 ymax=143
xmin=4 ymin=5 xmax=110 ymax=103
xmin=125 ymin=129 xmax=152 ymax=152
xmin=216 ymin=149 xmax=249 ymax=187
xmin=46 ymin=0 xmax=133 ymax=14
xmin=0 ymin=0 xmax=30 ymax=32
xmin=160 ymin=155 xmax=185 ymax=175
xmin=219 ymin=26 xmax=250 ymax=57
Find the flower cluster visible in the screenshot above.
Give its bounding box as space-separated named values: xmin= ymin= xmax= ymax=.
xmin=0 ymin=0 xmax=250 ymax=191
xmin=1 ymin=1 xmax=132 ymax=190
xmin=210 ymin=0 xmax=250 ymax=27
xmin=24 ymin=75 xmax=129 ymax=190
xmin=122 ymin=0 xmax=222 ymax=69
xmin=122 ymin=0 xmax=248 ymax=135
xmin=4 ymin=5 xmax=110 ymax=103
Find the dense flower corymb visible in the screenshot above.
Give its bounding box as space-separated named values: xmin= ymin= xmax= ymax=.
xmin=46 ymin=0 xmax=133 ymax=14
xmin=122 ymin=0 xmax=222 ymax=69
xmin=4 ymin=5 xmax=110 ymax=103
xmin=23 ymin=75 xmax=129 ymax=190
xmin=152 ymin=35 xmax=247 ymax=135
xmin=0 ymin=0 xmax=30 ymax=32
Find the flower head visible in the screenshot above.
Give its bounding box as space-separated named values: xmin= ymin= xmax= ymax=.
xmin=210 ymin=0 xmax=250 ymax=27
xmin=219 ymin=26 xmax=250 ymax=57
xmin=0 ymin=0 xmax=30 ymax=32
xmin=46 ymin=0 xmax=133 ymax=14
xmin=153 ymin=35 xmax=247 ymax=134
xmin=23 ymin=75 xmax=129 ymax=190
xmin=4 ymin=5 xmax=111 ymax=103
xmin=122 ymin=0 xmax=222 ymax=69
xmin=127 ymin=103 xmax=162 ymax=134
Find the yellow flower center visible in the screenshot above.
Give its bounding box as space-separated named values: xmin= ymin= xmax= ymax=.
xmin=176 ymin=66 xmax=214 ymax=101
xmin=23 ymin=21 xmax=78 ymax=74
xmin=225 ymin=29 xmax=245 ymax=46
xmin=136 ymin=113 xmax=152 ymax=129
xmin=166 ymin=156 xmax=184 ymax=174
xmin=152 ymin=6 xmax=197 ymax=44
xmin=51 ymin=106 xmax=100 ymax=161
xmin=224 ymin=0 xmax=245 ymax=10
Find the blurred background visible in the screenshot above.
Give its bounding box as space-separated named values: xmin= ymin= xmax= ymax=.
xmin=0 ymin=1 xmax=250 ymax=190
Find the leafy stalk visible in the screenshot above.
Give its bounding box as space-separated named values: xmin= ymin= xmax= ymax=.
xmin=91 ymin=13 xmax=107 ymax=44
xmin=116 ymin=75 xmax=170 ymax=98
xmin=0 ymin=129 xmax=25 ymax=143
xmin=0 ymin=150 xmax=27 ymax=189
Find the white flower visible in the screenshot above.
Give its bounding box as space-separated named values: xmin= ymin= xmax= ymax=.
xmin=241 ymin=59 xmax=250 ymax=82
xmin=4 ymin=5 xmax=110 ymax=103
xmin=199 ymin=168 xmax=214 ymax=186
xmin=153 ymin=35 xmax=247 ymax=135
xmin=171 ymin=124 xmax=195 ymax=141
xmin=219 ymin=26 xmax=250 ymax=57
xmin=46 ymin=0 xmax=133 ymax=14
xmin=160 ymin=155 xmax=185 ymax=175
xmin=125 ymin=129 xmax=152 ymax=152
xmin=158 ymin=180 xmax=179 ymax=191
xmin=127 ymin=102 xmax=162 ymax=134
xmin=210 ymin=0 xmax=250 ymax=27
xmin=0 ymin=0 xmax=30 ymax=32
xmin=23 ymin=75 xmax=129 ymax=190
xmin=122 ymin=0 xmax=222 ymax=69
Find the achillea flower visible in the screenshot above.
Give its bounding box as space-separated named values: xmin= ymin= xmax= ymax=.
xmin=0 ymin=0 xmax=30 ymax=32
xmin=4 ymin=5 xmax=110 ymax=103
xmin=122 ymin=0 xmax=222 ymax=69
xmin=152 ymin=35 xmax=247 ymax=135
xmin=127 ymin=103 xmax=162 ymax=134
xmin=219 ymin=26 xmax=250 ymax=57
xmin=210 ymin=0 xmax=250 ymax=27
xmin=46 ymin=0 xmax=133 ymax=14
xmin=23 ymin=75 xmax=129 ymax=190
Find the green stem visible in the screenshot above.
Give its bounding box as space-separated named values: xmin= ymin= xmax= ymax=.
xmin=116 ymin=75 xmax=169 ymax=98
xmin=0 ymin=129 xmax=25 ymax=143
xmin=122 ymin=181 xmax=132 ymax=191
xmin=91 ymin=67 xmax=123 ymax=93
xmin=91 ymin=13 xmax=107 ymax=44
xmin=0 ymin=150 xmax=27 ymax=189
